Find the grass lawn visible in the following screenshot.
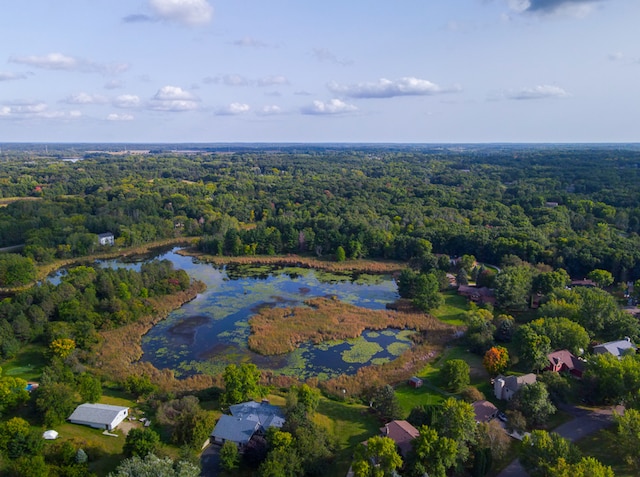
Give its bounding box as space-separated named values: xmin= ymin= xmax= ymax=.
xmin=52 ymin=421 xmax=127 ymax=476
xmin=313 ymin=397 xmax=381 ymax=477
xmin=432 ymin=290 xmax=469 ymax=325
xmin=1 ymin=344 xmax=47 ymax=381
xmin=576 ymin=428 xmax=635 ymax=476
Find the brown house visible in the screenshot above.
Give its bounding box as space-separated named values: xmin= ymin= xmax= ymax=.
xmin=546 ymin=349 xmax=585 ymax=378
xmin=380 ymin=420 xmax=420 ymax=457
xmin=471 ymin=400 xmax=499 ymax=423
xmin=457 ymin=285 xmax=496 ymax=306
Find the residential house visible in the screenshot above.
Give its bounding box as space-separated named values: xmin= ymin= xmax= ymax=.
xmin=210 ymin=415 xmax=259 ymax=448
xmin=494 ymin=374 xmax=537 ymax=401
xmin=68 ymin=403 xmax=129 ymax=430
xmin=546 ymin=349 xmax=585 ymax=378
xmin=380 ymin=420 xmax=420 ymax=457
xmin=407 ymin=376 xmax=423 ymax=388
xmin=457 ymin=285 xmax=496 ymax=306
xmin=593 ymin=337 xmax=637 ymax=359
xmin=569 ymin=279 xmax=596 ymax=288
xmin=97 ymin=232 xmax=115 ymax=246
xmin=210 ymin=400 xmax=285 ymax=449
xmin=472 ymin=400 xmax=499 ymax=423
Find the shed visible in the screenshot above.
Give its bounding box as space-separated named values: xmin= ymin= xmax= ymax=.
xmin=408 ymin=376 xmax=423 ymax=388
xmin=68 ymin=403 xmax=129 ymax=430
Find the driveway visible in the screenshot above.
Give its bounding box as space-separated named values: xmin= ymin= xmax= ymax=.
xmin=496 ymin=406 xmax=621 ymax=477
xmin=200 ymin=445 xmax=221 ymax=477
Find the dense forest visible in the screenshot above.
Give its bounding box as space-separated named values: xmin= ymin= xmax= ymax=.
xmin=2 ymin=143 xmax=640 ymax=477
xmin=2 ymin=144 xmax=640 ymax=282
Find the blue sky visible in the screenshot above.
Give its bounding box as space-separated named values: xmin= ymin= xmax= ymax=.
xmin=0 ymin=0 xmax=638 ymax=143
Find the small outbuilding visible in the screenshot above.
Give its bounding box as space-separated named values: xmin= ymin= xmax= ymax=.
xmin=408 ymin=376 xmax=423 ymax=388
xmin=97 ymin=232 xmax=115 ymax=246
xmin=68 ymin=403 xmax=129 ymax=430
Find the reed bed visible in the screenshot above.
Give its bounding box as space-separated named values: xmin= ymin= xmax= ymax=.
xmin=248 ymin=296 xmax=458 ymax=355
xmin=179 ymin=249 xmax=405 ymax=274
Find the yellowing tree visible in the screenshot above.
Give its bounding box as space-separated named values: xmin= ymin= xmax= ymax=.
xmin=50 ymin=338 xmax=76 ymax=359
xmin=483 ymin=346 xmax=510 ymax=375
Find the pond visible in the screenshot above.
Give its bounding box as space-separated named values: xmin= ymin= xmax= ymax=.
xmin=59 ymin=248 xmax=410 ymax=379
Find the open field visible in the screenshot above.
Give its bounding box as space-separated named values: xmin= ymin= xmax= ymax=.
xmin=1 ymin=344 xmax=47 ymax=381
xmin=314 ymin=398 xmax=381 ymax=477
xmin=432 ymin=290 xmax=468 ymax=326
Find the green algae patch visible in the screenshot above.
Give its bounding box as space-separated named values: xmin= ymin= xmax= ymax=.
xmin=341 ymin=339 xmax=384 ymax=364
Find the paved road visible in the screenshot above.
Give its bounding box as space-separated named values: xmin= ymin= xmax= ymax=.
xmin=496 ymin=406 xmax=621 ymax=477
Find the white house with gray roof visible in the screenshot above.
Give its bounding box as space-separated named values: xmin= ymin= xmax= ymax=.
xmin=494 ymin=373 xmax=537 ymax=401
xmin=68 ymin=403 xmax=129 ymax=430
xmin=593 ymin=337 xmax=637 ymax=359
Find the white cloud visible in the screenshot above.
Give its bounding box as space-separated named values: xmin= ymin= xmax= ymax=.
xmin=503 ymin=84 xmax=569 ymax=100
xmin=0 ymin=72 xmax=28 ymax=81
xmin=301 ymin=99 xmax=358 ymax=115
xmin=0 ymin=101 xmax=82 ymax=119
xmin=257 ymin=75 xmax=289 ymax=87
xmin=608 ymin=52 xmax=623 ymax=61
xmin=312 ymin=48 xmax=353 ymax=66
xmin=105 ymin=79 xmax=124 ymax=90
xmin=216 ymin=102 xmax=251 ymax=115
xmin=149 ymin=0 xmax=213 ymax=26
xmin=232 ymin=37 xmax=268 ymax=48
xmin=149 ymin=86 xmax=199 ymax=111
xmin=107 ymin=113 xmax=134 ymax=121
xmin=257 ymin=105 xmax=283 ymax=116
xmin=63 ymin=93 xmax=108 ymax=105
xmin=509 ymin=0 xmax=606 ymax=17
xmin=114 ymin=94 xmax=142 ymax=108
xmin=9 ymin=53 xmax=129 ymax=75
xmin=328 ymin=77 xmax=458 ymax=99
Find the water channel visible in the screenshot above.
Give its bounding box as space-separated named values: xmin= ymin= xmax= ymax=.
xmin=56 ymin=248 xmax=411 ymax=379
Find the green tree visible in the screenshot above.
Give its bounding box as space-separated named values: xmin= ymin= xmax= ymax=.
xmin=533 ymin=269 xmax=570 ymax=295
xmin=587 ymin=269 xmax=614 ymax=288
xmin=510 ymin=381 xmax=556 ymax=427
xmin=335 ymin=246 xmax=346 ymax=262
xmin=352 ymin=436 xmax=403 ymax=477
xmin=123 ymin=428 xmax=160 ymax=458
xmin=528 ymin=317 xmax=589 ymax=356
xmin=35 ymin=382 xmax=76 ymax=427
xmin=109 ymin=453 xmax=200 ymax=477
xmin=370 ymin=384 xmax=402 ymax=422
xmin=220 ymin=440 xmax=239 ymax=472
xmin=407 ymin=425 xmax=457 ymax=477
xmin=434 ymin=397 xmax=477 ymax=464
xmin=549 ymin=457 xmax=614 ymax=477
xmin=0 ymin=254 xmax=36 ymax=287
xmin=7 ymin=455 xmax=49 ymax=477
xmin=513 ymin=325 xmax=552 ymax=372
xmin=412 ymin=272 xmax=444 ymax=312
xmin=77 ymin=373 xmax=102 ymax=403
xmin=0 ymin=417 xmax=43 ymax=458
xmin=614 ymin=408 xmax=640 ymax=471
xmin=520 ymin=430 xmax=579 ymax=477
xmin=440 ymin=359 xmax=470 ymax=392
xmin=295 ymin=384 xmax=320 ymax=414
xmin=494 ymin=265 xmax=533 ymax=310
xmin=0 ymin=374 xmax=29 ymax=412
xmin=222 ymin=363 xmax=262 ymax=406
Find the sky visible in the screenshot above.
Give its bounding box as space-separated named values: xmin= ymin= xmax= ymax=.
xmin=0 ymin=0 xmax=638 ymax=143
